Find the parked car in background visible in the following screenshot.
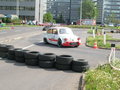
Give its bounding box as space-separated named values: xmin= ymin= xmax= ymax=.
xmin=42 ymin=25 xmax=53 ymax=31
xmin=43 ymin=27 xmax=81 ymax=47
xmin=108 ymin=23 xmax=114 ymax=27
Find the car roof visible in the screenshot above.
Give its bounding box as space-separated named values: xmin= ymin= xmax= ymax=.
xmin=50 ymin=27 xmax=71 ymax=30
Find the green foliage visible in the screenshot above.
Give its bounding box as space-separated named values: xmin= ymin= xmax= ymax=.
xmin=56 ymin=14 xmax=65 ymax=23
xmin=86 ymin=35 xmax=120 ymax=49
xmin=11 ymin=19 xmax=21 ymax=25
xmin=82 ymin=0 xmax=97 ymax=19
xmin=2 ymin=17 xmax=11 ymax=23
xmin=43 ymin=12 xmax=54 ymax=23
xmin=85 ymin=64 xmax=120 ymax=90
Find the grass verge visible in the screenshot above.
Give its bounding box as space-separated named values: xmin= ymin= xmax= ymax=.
xmin=85 ymin=64 xmax=120 ymax=90
xmin=0 ymin=27 xmax=9 ymax=30
xmin=86 ymin=35 xmax=120 ymax=49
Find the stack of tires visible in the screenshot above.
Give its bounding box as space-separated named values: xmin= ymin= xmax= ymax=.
xmin=56 ymin=55 xmax=73 ymax=70
xmin=8 ymin=48 xmax=15 ymax=60
xmin=24 ymin=51 xmax=39 ymax=66
xmin=72 ymin=59 xmax=89 ymax=72
xmin=15 ymin=49 xmax=29 ymax=63
xmin=0 ymin=44 xmax=14 ymax=58
xmin=38 ymin=53 xmax=56 ymax=68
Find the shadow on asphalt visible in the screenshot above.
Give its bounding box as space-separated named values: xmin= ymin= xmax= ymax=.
xmin=34 ymin=42 xmax=76 ymax=49
xmin=3 ymin=58 xmax=79 ymax=73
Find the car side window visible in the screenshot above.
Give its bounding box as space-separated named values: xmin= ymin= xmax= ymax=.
xmin=47 ymin=29 xmax=52 ymax=34
xmin=59 ymin=29 xmax=66 ymax=34
xmin=52 ymin=29 xmax=58 ymax=34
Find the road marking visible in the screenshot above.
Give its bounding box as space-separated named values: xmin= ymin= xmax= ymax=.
xmin=14 ymin=37 xmax=22 ymax=40
xmin=22 ymin=44 xmax=35 ymax=49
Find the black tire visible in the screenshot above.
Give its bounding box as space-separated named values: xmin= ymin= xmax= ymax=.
xmin=15 ymin=49 xmax=23 ymax=57
xmin=15 ymin=49 xmax=29 ymax=57
xmin=72 ymin=65 xmax=90 ymax=72
xmin=7 ymin=54 xmax=15 ymax=60
xmin=56 ymin=55 xmax=73 ymax=65
xmin=55 ymin=63 xmax=71 ymax=70
xmin=8 ymin=48 xmax=15 ymax=55
xmin=38 ymin=53 xmax=56 ymax=61
xmin=24 ymin=51 xmax=39 ymax=59
xmin=0 ymin=44 xmax=14 ymax=52
xmin=72 ymin=59 xmax=88 ymax=66
xmin=0 ymin=52 xmax=8 ymax=58
xmin=25 ymin=59 xmax=38 ymax=66
xmin=15 ymin=57 xmax=25 ymax=63
xmin=39 ymin=61 xmax=54 ymax=68
xmin=43 ymin=38 xmax=48 ymax=44
xmin=57 ymin=39 xmax=62 ymax=47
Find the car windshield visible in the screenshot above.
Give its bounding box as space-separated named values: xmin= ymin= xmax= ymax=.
xmin=59 ymin=28 xmax=73 ymax=34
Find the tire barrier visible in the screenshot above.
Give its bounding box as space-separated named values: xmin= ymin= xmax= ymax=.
xmin=38 ymin=53 xmax=56 ymax=68
xmin=25 ymin=51 xmax=39 ymax=66
xmin=55 ymin=55 xmax=73 ymax=70
xmin=0 ymin=44 xmax=90 ymax=73
xmin=72 ymin=59 xmax=89 ymax=72
xmin=0 ymin=44 xmax=14 ymax=58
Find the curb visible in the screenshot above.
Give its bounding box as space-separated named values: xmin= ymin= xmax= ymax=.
xmin=85 ymin=43 xmax=120 ymax=51
xmin=79 ymin=74 xmax=85 ymax=90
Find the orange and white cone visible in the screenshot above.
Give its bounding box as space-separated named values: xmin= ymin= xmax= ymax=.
xmin=79 ymin=39 xmax=82 ymax=45
xmin=93 ymin=42 xmax=98 ymax=49
xmin=11 ymin=27 xmax=14 ymax=29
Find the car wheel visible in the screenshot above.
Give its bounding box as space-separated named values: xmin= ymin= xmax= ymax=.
xmin=58 ymin=39 xmax=62 ymax=47
xmin=43 ymin=38 xmax=48 ymax=44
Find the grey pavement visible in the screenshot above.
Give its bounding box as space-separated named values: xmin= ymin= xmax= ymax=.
xmin=0 ymin=27 xmax=120 ymax=90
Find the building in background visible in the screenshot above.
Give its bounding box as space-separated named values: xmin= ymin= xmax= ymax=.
xmin=97 ymin=0 xmax=120 ymax=24
xmin=0 ymin=0 xmax=47 ymax=23
xmin=47 ymin=0 xmax=81 ymax=24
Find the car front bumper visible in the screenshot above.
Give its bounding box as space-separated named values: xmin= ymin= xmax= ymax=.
xmin=62 ymin=42 xmax=81 ymax=46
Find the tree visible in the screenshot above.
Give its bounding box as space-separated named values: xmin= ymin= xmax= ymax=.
xmin=56 ymin=14 xmax=65 ymax=23
xmin=82 ymin=0 xmax=97 ymax=19
xmin=43 ymin=12 xmax=54 ymax=23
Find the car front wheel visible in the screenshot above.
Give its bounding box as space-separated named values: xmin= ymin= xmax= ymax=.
xmin=43 ymin=38 xmax=48 ymax=44
xmin=57 ymin=39 xmax=62 ymax=47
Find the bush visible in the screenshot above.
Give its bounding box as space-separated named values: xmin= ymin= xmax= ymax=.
xmin=85 ymin=64 xmax=120 ymax=90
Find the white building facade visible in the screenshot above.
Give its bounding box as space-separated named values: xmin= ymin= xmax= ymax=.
xmin=0 ymin=0 xmax=47 ymax=23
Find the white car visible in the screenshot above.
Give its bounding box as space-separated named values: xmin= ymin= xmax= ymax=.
xmin=43 ymin=27 xmax=81 ymax=47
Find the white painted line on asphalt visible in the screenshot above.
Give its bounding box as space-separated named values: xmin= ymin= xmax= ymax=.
xmin=22 ymin=44 xmax=35 ymax=49
xmin=14 ymin=37 xmax=22 ymax=40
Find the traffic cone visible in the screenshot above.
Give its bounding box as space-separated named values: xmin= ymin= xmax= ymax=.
xmin=11 ymin=27 xmax=14 ymax=29
xmin=79 ymin=39 xmax=82 ymax=45
xmin=93 ymin=42 xmax=98 ymax=49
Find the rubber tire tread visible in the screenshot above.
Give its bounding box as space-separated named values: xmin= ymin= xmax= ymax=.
xmin=72 ymin=59 xmax=88 ymax=66
xmin=7 ymin=54 xmax=15 ymax=60
xmin=72 ymin=65 xmax=90 ymax=72
xmin=15 ymin=49 xmax=29 ymax=57
xmin=55 ymin=63 xmax=71 ymax=70
xmin=0 ymin=52 xmax=8 ymax=58
xmin=24 ymin=51 xmax=39 ymax=59
xmin=25 ymin=59 xmax=38 ymax=66
xmin=56 ymin=55 xmax=73 ymax=65
xmin=0 ymin=45 xmax=14 ymax=52
xmin=39 ymin=61 xmax=54 ymax=68
xmin=15 ymin=57 xmax=25 ymax=63
xmin=38 ymin=53 xmax=56 ymax=61
xmin=8 ymin=48 xmax=15 ymax=55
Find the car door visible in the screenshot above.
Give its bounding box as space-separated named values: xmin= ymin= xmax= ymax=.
xmin=46 ymin=29 xmax=53 ymax=43
xmin=52 ymin=28 xmax=59 ymax=45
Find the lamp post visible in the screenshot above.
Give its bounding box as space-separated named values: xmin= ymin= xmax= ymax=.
xmin=68 ymin=0 xmax=72 ymax=24
xmin=16 ymin=0 xmax=19 ymax=17
xmin=80 ymin=0 xmax=82 ymax=25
